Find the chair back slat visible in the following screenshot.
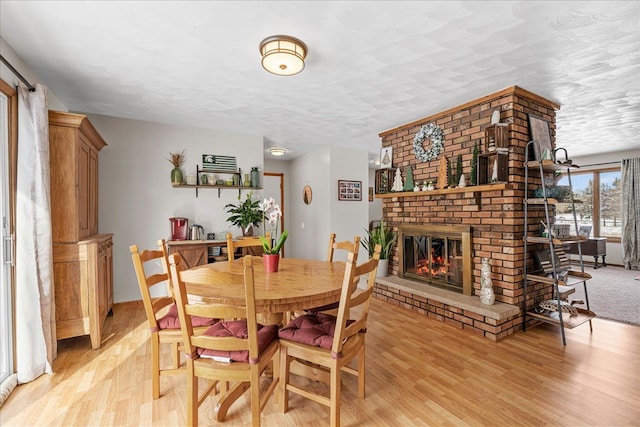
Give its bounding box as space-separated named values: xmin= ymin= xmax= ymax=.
xmin=331 ymin=244 xmax=380 ymax=356
xmin=185 ymin=303 xmax=246 ymax=320
xmin=191 ymin=335 xmax=249 ymax=352
xmin=327 ymin=233 xmax=361 ymax=263
xmin=226 ymin=233 xmax=271 ymax=261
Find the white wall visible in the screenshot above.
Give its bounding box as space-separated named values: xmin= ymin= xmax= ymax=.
xmin=285 ymin=146 xmax=369 ymax=260
xmin=288 ymin=147 xmax=332 ymax=259
xmin=568 ymin=148 xmax=640 ymax=266
xmin=329 ymin=147 xmax=370 ymax=262
xmin=0 ymin=36 xmax=66 ymax=111
xmin=87 ymin=113 xmax=264 ymax=303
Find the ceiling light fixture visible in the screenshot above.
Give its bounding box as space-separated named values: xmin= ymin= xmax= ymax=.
xmin=259 ymin=35 xmax=307 ymax=76
xmin=269 ymin=147 xmax=286 ymax=156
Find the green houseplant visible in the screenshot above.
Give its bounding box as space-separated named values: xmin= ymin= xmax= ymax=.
xmin=224 ymin=192 xmax=263 ymax=236
xmin=362 ymin=220 xmax=396 ymax=277
xmin=362 ymin=220 xmax=397 ymax=259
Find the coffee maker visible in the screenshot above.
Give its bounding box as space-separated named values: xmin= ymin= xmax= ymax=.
xmin=169 ymin=217 xmax=188 ymax=241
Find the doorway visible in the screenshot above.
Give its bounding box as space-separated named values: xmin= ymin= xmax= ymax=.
xmin=0 ymin=90 xmax=13 ymax=384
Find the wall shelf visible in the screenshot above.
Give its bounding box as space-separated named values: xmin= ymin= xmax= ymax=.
xmin=173 ymin=164 xmax=262 ymax=197
xmin=172 ymin=183 xmax=262 ymax=198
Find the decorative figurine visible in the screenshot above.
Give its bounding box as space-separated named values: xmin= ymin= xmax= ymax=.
xmin=458 ymin=174 xmax=466 ymax=188
xmin=479 ymin=258 xmax=495 ymax=305
xmin=392 ymin=167 xmax=403 ymax=192
xmin=438 ymin=156 xmax=448 ymax=189
xmin=491 ymin=158 xmax=499 ymax=182
xmin=403 ymin=167 xmax=415 ymax=192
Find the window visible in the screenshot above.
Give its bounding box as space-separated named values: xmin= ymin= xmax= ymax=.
xmin=556 ymin=168 xmax=622 ymax=242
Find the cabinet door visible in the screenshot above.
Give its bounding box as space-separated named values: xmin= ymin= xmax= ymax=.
xmin=88 ymin=147 xmax=99 ymax=236
xmin=77 ymin=139 xmax=91 ymax=239
xmin=170 ymin=244 xmax=207 ymax=268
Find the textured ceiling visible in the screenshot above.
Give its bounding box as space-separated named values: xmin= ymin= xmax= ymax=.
xmin=1 ymin=1 xmax=639 ymax=162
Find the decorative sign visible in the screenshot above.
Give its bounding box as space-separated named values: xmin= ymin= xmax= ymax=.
xmin=202 ymin=154 xmax=237 ymax=171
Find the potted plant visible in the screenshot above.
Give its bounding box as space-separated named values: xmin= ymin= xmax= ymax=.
xmin=361 ymin=220 xmax=397 ymax=277
xmin=258 ymin=197 xmax=288 ymax=272
xmin=167 ymin=150 xmax=185 ymax=184
xmin=224 ymin=192 xmax=263 ymax=236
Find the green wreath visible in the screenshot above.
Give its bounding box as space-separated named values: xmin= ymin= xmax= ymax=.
xmin=413 ymin=123 xmax=444 ymax=162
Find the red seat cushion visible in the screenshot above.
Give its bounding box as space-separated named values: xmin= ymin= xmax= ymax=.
xmin=156 ymin=304 xmax=217 ymax=330
xmin=278 ymin=313 xmax=340 ymax=350
xmin=197 ymin=321 xmax=278 ymax=363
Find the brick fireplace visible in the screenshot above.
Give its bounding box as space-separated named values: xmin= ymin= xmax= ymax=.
xmin=373 ymin=86 xmax=559 ymax=341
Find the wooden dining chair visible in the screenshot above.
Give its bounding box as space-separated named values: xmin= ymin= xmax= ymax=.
xmin=226 ymin=232 xmax=271 ymax=261
xmin=278 ymin=244 xmax=381 ymax=427
xmin=169 ymin=254 xmax=280 ymax=427
xmin=130 ymin=240 xmax=217 ymax=399
xmin=297 ymin=234 xmax=361 ymax=318
xmin=327 ymin=233 xmax=360 ymax=263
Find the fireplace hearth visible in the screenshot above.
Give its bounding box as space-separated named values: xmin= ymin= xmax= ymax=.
xmin=398 ymin=225 xmax=472 ymax=295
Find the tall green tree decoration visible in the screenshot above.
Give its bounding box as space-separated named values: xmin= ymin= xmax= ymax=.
xmin=447 ymin=158 xmax=453 ymax=188
xmin=470 ymin=142 xmax=478 ymax=185
xmin=455 ymin=154 xmax=463 ymax=186
xmin=403 ymin=166 xmax=415 ymax=191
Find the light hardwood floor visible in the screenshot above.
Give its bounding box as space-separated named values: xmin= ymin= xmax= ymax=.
xmin=2 ymin=298 xmax=639 ymax=426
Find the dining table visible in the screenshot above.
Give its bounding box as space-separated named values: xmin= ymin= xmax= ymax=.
xmin=183 ymin=256 xmax=347 ymax=421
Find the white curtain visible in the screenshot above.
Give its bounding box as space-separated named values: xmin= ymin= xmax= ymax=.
xmin=621 ymin=157 xmax=640 ymax=270
xmin=15 ymin=83 xmax=56 ymax=383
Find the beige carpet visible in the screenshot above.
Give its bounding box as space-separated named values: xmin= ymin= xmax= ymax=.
xmin=570 ymin=264 xmax=640 ymax=326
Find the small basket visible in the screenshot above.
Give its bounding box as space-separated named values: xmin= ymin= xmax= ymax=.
xmin=551 ymin=224 xmax=570 ymax=239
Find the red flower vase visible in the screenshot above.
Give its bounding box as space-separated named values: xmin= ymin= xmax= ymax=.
xmin=263 ymin=254 xmax=280 ymax=273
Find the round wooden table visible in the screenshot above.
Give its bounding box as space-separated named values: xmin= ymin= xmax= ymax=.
xmin=183 ymin=256 xmax=347 ymax=421
xmin=186 ymin=257 xmax=346 ymax=314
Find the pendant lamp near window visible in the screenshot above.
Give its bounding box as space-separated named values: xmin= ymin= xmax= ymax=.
xmin=259 ymin=35 xmax=307 ymax=76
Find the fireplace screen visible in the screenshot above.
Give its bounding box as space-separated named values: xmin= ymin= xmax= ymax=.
xmin=399 ymin=225 xmax=472 ymax=295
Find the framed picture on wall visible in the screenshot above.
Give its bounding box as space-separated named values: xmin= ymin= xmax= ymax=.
xmin=338 ymin=180 xmax=362 ymax=201
xmin=380 ymin=147 xmax=393 ymax=169
xmin=527 ymin=115 xmax=553 ymax=161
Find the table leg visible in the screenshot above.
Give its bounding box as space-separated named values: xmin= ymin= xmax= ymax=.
xmin=593 ymin=256 xmax=600 ymax=269
xmin=602 ymin=255 xmax=607 ymax=267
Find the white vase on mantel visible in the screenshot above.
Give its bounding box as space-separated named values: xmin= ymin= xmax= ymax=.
xmin=479 ymin=257 xmax=495 ymax=305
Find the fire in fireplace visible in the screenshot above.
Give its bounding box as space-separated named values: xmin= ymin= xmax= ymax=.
xmin=398 ymin=225 xmax=472 ymax=295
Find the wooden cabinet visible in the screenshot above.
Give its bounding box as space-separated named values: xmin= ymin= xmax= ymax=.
xmin=170 ymin=242 xmax=208 ymax=268
xmin=49 ymin=111 xmax=106 ymax=242
xmin=53 ymin=234 xmax=113 ymax=349
xmin=565 ymin=238 xmax=607 ymax=268
xmin=167 ymin=240 xmax=228 ymax=268
xmin=49 ymin=111 xmax=112 ymax=349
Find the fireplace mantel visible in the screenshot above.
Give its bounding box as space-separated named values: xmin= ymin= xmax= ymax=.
xmin=374 ymin=183 xmax=512 ymax=199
